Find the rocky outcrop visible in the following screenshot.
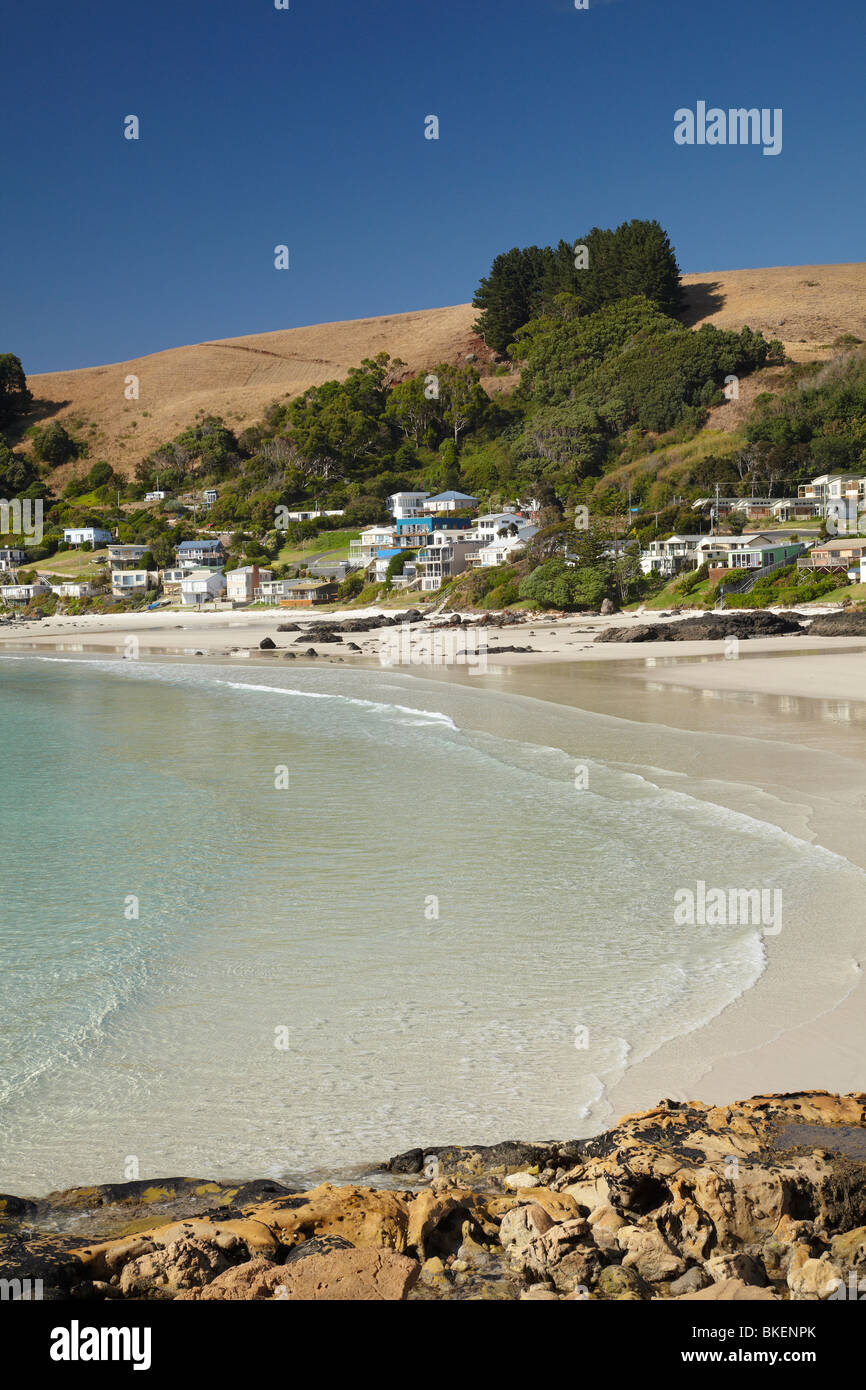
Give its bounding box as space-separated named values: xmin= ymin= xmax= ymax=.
xmin=807 ymin=611 xmax=866 ymax=636
xmin=596 ymin=611 xmax=805 ymax=643
xmin=3 ymin=1092 xmax=866 ymax=1301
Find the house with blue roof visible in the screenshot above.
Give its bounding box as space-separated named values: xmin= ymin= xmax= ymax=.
xmin=175 ymin=537 xmax=225 ymax=569
xmin=425 ymin=490 xmax=480 ymax=513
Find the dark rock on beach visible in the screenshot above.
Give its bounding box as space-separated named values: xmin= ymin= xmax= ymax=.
xmin=807 ymin=611 xmax=866 ymax=636
xmin=596 ymin=610 xmax=805 ymax=643
xmin=259 ymin=637 xmax=276 ymax=649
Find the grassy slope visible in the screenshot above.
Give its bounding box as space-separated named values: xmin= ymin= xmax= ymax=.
xmin=20 ymin=263 xmax=866 ymax=481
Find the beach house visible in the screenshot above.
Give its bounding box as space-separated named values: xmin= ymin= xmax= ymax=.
xmin=468 ymin=523 xmax=538 ymax=568
xmin=696 ymin=534 xmax=804 ymax=583
xmin=639 ymin=534 xmax=706 ymax=577
xmin=63 ymin=526 xmax=113 ymax=547
xmin=415 ymin=530 xmax=480 ymax=591
xmin=424 ymin=489 xmax=480 ymax=514
xmin=111 ymin=569 xmax=158 ymax=597
xmin=52 ymin=580 xmax=100 ymax=598
xmin=348 ymin=525 xmax=398 ymax=567
xmin=799 ymin=537 xmax=866 ymax=574
xmin=180 ymin=570 xmax=226 ymax=606
xmin=175 ymin=538 xmax=225 ymax=569
xmin=0 ymin=547 xmax=26 ymax=571
xmin=277 ymin=579 xmax=339 ymax=607
xmin=387 ymin=490 xmax=430 ymax=520
xmin=0 ymin=579 xmax=51 ymax=604
xmin=107 ymin=543 xmax=150 ymax=568
xmin=226 ymin=564 xmax=273 ymax=603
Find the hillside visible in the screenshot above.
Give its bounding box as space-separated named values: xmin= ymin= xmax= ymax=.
xmin=21 ymin=263 xmax=866 ymax=477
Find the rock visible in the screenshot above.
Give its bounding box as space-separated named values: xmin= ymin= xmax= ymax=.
xmin=304 ymin=648 xmax=318 ymax=657
xmin=520 ymin=1285 xmax=560 ymax=1300
xmin=387 ymin=1147 xmax=425 ymax=1175
xmin=673 ymin=1277 xmax=779 ymax=1301
xmin=194 ymin=1248 xmax=420 ymax=1301
xmin=830 ymin=1225 xmax=866 ymax=1268
xmin=808 ymin=612 xmax=866 ymax=636
xmin=597 ymin=1264 xmax=652 ymax=1300
xmin=618 ymin=1226 xmax=686 ymax=1282
xmin=596 ymin=610 xmax=804 ymax=643
xmin=282 ymin=1235 xmax=354 ymax=1264
xmin=787 ymin=1245 xmax=845 ymax=1300
xmin=503 ymin=1172 xmax=539 ymax=1191
xmin=282 ymin=651 xmax=296 ymax=658
xmin=118 ymin=1236 xmax=235 ymax=1299
xmin=258 ymin=637 xmax=276 ymax=649
xmin=600 ymin=598 xmax=618 ymax=615
xmin=518 ymin=1218 xmax=602 ymax=1294
xmin=276 ymin=623 xmax=300 ymax=632
xmin=498 ymin=1203 xmax=557 ymax=1255
xmin=564 ymin=1177 xmax=611 ymax=1210
xmin=705 ymin=1251 xmax=768 ymax=1286
xmin=669 ymin=1266 xmax=712 ymax=1296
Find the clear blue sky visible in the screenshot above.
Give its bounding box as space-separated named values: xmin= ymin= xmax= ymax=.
xmin=4 ymin=0 xmax=864 ymax=373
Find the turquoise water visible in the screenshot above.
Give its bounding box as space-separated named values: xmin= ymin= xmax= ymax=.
xmin=0 ymin=654 xmax=858 ymax=1193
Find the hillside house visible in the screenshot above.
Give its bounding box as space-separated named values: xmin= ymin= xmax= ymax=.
xmin=63 ymin=527 xmax=113 ymax=547
xmin=175 ymin=539 xmax=225 ymax=569
xmin=387 ymin=491 xmax=429 ymax=520
xmin=425 ymin=490 xmax=480 ymax=513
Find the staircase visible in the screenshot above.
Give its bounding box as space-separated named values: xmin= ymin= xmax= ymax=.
xmin=719 ymin=557 xmax=797 ymax=596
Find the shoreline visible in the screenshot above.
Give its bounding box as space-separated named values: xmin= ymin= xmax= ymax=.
xmin=2 ymin=619 xmax=865 ymax=1162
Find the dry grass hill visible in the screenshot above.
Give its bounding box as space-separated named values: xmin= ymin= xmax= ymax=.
xmin=22 ymin=263 xmax=866 ymax=477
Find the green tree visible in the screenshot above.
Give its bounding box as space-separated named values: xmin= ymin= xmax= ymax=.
xmin=0 ymin=355 xmax=32 ymax=427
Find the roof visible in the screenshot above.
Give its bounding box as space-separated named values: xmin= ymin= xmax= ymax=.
xmin=286 ymin=579 xmax=335 ymax=590
xmin=426 ymin=490 xmax=479 ymax=502
xmin=814 ymin=537 xmax=866 ymax=550
xmin=177 ymin=538 xmax=223 ymax=551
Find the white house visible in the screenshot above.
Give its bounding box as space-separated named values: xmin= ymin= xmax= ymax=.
xmin=281 ymin=509 xmax=345 ymax=522
xmin=0 ymin=547 xmax=26 ymax=571
xmin=107 ymin=543 xmax=149 ymax=567
xmin=52 ymin=580 xmax=99 ymax=598
xmin=387 ymin=491 xmax=429 ymax=520
xmin=471 ymin=523 xmax=538 ymax=568
xmin=144 ymin=490 xmax=167 ymax=502
xmin=470 ymin=512 xmax=528 ymax=545
xmin=111 ymin=569 xmax=157 ymax=597
xmin=175 ymin=539 xmax=225 ymax=568
xmin=180 ymin=569 xmax=225 ymax=606
xmin=1 ymin=580 xmax=51 ymax=604
xmin=63 ymin=527 xmax=113 ymax=547
xmin=348 ymin=525 xmax=397 ymax=566
xmin=425 ymin=490 xmax=480 ymax=514
xmin=639 ymin=534 xmax=706 ymax=577
xmin=226 ymin=564 xmax=273 ymax=603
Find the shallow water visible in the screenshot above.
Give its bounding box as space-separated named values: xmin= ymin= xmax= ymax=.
xmin=0 ymin=654 xmax=863 ymax=1193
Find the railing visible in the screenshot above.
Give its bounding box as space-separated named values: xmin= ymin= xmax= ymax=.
xmin=719 ymin=556 xmax=799 ymax=595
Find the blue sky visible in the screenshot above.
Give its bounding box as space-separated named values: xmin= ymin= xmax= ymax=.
xmin=4 ymin=0 xmax=864 ymax=373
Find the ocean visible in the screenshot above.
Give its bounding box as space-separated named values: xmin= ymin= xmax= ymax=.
xmin=0 ymin=653 xmax=859 ymax=1192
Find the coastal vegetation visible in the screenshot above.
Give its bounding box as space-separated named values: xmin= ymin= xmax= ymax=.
xmin=2 ymin=225 xmax=865 ymax=614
